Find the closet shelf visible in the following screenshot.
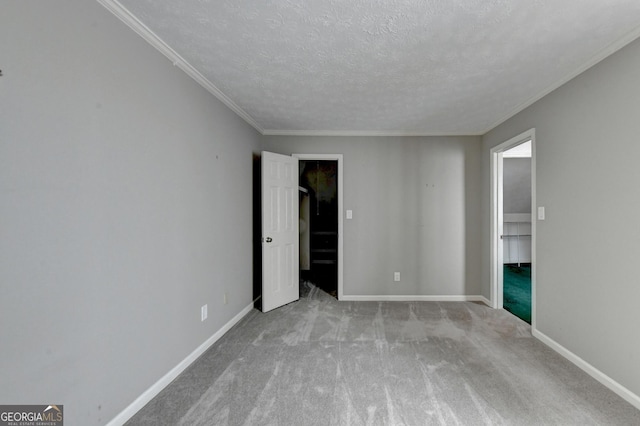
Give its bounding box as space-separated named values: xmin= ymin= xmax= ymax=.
xmin=502 ymin=218 xmax=531 ymax=266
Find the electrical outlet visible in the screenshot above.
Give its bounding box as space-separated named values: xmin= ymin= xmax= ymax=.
xmin=394 ymin=272 xmax=400 ymax=282
xmin=201 ymin=304 xmax=208 ymax=322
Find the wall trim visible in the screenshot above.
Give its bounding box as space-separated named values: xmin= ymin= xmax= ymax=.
xmin=96 ymin=0 xmax=264 ymax=134
xmin=341 ymin=295 xmax=491 ymax=306
xmin=533 ymin=328 xmax=640 ymax=411
xmin=263 ymin=129 xmax=483 ymax=137
xmin=106 ymin=301 xmax=255 ymax=426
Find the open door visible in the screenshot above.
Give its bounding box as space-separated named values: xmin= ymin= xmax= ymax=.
xmin=261 ymin=151 xmax=299 ymax=312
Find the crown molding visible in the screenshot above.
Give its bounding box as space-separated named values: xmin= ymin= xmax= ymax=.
xmin=96 ymin=0 xmax=264 ymax=134
xmin=483 ymin=24 xmax=640 ymax=135
xmin=262 ymin=129 xmax=483 ymax=137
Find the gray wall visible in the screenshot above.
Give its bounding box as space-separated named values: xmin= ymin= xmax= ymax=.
xmin=503 ymin=158 xmax=532 ymax=214
xmin=0 ymin=2 xmax=261 ymax=424
xmin=264 ymin=136 xmax=483 ymax=297
xmin=482 ymin=38 xmax=640 ymax=397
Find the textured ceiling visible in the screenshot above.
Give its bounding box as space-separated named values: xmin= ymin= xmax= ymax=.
xmin=105 ymin=0 xmax=640 ymax=135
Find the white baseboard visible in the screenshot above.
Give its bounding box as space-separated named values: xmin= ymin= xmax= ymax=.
xmin=341 ymin=294 xmax=491 ymax=306
xmin=106 ymin=302 xmax=255 ymax=426
xmin=533 ymin=328 xmax=640 ymax=411
xmin=476 ymin=295 xmax=492 ymax=306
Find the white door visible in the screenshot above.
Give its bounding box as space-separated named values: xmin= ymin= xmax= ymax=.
xmin=261 ymin=151 xmax=299 ymax=312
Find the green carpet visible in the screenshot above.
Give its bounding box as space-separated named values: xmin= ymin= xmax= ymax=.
xmin=504 ymin=264 xmax=531 ymax=324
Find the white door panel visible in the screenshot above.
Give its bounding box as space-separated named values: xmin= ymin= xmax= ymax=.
xmin=261 ymin=151 xmax=299 ymax=312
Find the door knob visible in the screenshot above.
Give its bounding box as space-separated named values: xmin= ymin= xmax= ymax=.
xmin=265 ymin=237 xmax=273 ymax=243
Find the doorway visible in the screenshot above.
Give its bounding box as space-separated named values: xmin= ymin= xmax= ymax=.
xmin=502 ymin=142 xmax=532 ymax=323
xmin=294 ymin=154 xmax=344 ymax=300
xmin=490 ymin=130 xmax=536 ymax=327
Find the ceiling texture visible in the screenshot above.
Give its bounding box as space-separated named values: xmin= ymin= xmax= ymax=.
xmin=100 ymin=0 xmax=640 ymax=136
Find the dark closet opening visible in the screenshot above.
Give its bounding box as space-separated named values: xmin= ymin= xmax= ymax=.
xmin=299 ymin=160 xmax=338 ymax=298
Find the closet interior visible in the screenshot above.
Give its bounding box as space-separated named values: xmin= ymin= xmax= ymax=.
xmin=299 ymin=160 xmax=338 ymax=297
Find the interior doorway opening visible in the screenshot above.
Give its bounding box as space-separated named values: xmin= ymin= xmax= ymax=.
xmin=502 ymin=142 xmax=532 ymax=323
xmin=294 ymin=154 xmax=344 ymax=300
xmin=490 ymin=129 xmax=536 ymax=327
xmin=299 ymin=160 xmax=338 ymax=298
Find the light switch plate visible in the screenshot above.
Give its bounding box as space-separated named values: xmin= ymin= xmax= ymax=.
xmin=201 ymin=304 xmax=208 ymax=321
xmin=538 ymin=206 xmax=545 ymax=220
xmin=346 ymin=210 xmax=353 ymax=219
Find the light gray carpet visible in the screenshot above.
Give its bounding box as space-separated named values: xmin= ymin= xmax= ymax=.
xmin=126 ymin=283 xmax=640 ymax=425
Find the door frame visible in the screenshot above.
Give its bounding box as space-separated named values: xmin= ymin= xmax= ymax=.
xmin=490 ymin=129 xmax=536 ymax=328
xmin=293 ymin=153 xmax=344 ymax=300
